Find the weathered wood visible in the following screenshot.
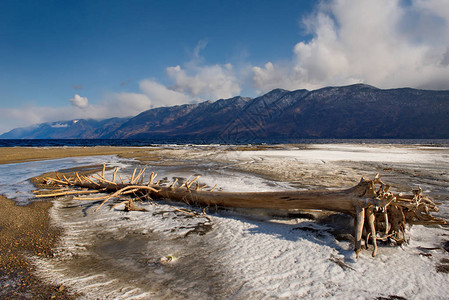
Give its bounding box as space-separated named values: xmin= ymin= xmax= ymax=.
xmin=124 ymin=199 xmax=147 ymax=212
xmin=34 ymin=167 xmax=447 ymax=257
xmin=366 ymin=207 xmax=378 ymax=257
xmin=354 ymin=205 xmax=365 ymax=257
xmin=34 ymin=190 xmax=100 ymax=198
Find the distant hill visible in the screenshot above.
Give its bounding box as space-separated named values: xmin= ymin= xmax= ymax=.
xmin=2 ymin=84 xmax=449 ymax=141
xmin=0 ymin=117 xmax=130 ymax=139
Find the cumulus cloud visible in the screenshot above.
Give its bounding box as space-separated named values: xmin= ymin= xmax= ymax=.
xmin=100 ymin=92 xmax=152 ymax=117
xmin=0 ymin=40 xmax=247 ymax=133
xmin=139 ymin=80 xmax=192 ymax=106
xmin=107 ymin=41 xmax=241 ymax=119
xmin=1 ymin=77 xmax=198 ymax=134
xmin=252 ymin=62 xmax=301 ymax=93
xmin=4 ymin=1 xmax=449 ymax=134
xmin=167 ymin=63 xmax=240 ymax=99
xmin=162 ymin=40 xmax=241 ymax=100
xmin=70 ymin=94 xmax=89 ymax=108
xmin=252 ymin=0 xmax=449 ymax=92
xmin=88 ymin=80 xmax=193 ymax=122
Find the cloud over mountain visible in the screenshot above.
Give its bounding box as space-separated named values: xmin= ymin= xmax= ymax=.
xmin=252 ymin=0 xmax=449 ymax=93
xmin=166 ymin=63 xmax=240 ymax=100
xmin=70 ymin=94 xmax=89 ymax=108
xmin=139 ymin=80 xmax=192 ymax=106
xmin=2 ymin=0 xmax=448 ymax=134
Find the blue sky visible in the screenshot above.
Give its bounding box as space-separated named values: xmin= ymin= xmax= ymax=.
xmin=1 ymin=0 xmax=449 ymax=134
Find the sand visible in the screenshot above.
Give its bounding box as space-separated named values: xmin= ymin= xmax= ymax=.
xmin=0 ymin=144 xmax=296 ymax=165
xmin=0 ymin=195 xmax=75 ymax=299
xmin=0 ymin=146 xmax=155 ymax=165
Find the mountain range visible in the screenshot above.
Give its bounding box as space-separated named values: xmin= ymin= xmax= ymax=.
xmin=2 ymin=84 xmax=449 ymax=141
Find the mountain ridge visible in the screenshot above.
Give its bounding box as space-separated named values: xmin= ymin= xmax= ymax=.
xmin=2 ymin=84 xmax=449 ymax=141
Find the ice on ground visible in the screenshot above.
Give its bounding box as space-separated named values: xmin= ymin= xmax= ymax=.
xmin=2 ymin=144 xmax=448 ymax=299
xmin=0 ymin=155 xmax=127 ymax=204
xmin=212 ymin=144 xmax=447 ymax=164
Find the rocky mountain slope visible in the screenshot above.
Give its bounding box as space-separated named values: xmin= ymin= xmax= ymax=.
xmin=2 ymin=84 xmax=449 ymax=141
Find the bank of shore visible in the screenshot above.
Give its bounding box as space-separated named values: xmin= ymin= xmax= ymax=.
xmin=0 ymin=147 xmax=131 ymax=299
xmin=0 ymin=146 xmax=152 ymax=164
xmin=0 ymin=195 xmax=76 ymax=299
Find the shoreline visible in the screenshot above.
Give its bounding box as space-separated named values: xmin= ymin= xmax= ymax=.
xmin=0 ymin=146 xmax=155 ymax=165
xmin=0 ymin=195 xmax=75 ymax=299
xmin=0 ymin=149 xmax=114 ymax=299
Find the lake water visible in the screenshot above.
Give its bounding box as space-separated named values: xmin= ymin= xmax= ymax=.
xmin=1 ymin=138 xmax=449 ymax=147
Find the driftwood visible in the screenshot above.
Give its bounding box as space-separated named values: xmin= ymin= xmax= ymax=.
xmin=34 ymin=165 xmax=447 ymax=257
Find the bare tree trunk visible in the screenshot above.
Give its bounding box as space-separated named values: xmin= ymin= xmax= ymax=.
xmin=34 ymin=167 xmax=446 ymax=257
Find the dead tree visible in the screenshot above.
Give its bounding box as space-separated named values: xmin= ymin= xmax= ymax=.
xmin=34 ymin=165 xmax=446 ymax=257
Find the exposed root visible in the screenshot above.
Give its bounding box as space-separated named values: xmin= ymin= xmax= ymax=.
xmin=34 ymin=164 xmax=447 ymax=257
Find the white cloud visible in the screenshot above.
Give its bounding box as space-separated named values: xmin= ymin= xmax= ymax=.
xmin=0 ymin=92 xmax=152 ymax=134
xmin=98 ymin=92 xmax=153 ymax=118
xmin=94 ymin=42 xmax=241 ymax=123
xmin=50 ymin=123 xmax=69 ymax=128
xmin=0 ymin=40 xmax=246 ymax=134
xmin=0 ymin=105 xmax=89 ymax=134
xmin=252 ymin=62 xmax=301 ymax=93
xmin=82 ymin=81 xmax=193 ymax=122
xmin=252 ymin=0 xmax=449 ymax=92
xmin=0 ymin=80 xmax=196 ymax=134
xmin=70 ymin=94 xmax=89 ymax=108
xmin=193 ymin=39 xmax=208 ymax=60
xmin=163 ymin=40 xmax=241 ymax=100
xmin=139 ymin=80 xmax=192 ymax=106
xmin=167 ymin=63 xmax=240 ymax=99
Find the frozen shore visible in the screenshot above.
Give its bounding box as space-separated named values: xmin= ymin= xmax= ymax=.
xmin=1 ymin=144 xmax=449 ymax=299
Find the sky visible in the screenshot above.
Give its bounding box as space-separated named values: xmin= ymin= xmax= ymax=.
xmin=1 ymin=0 xmax=449 ymax=134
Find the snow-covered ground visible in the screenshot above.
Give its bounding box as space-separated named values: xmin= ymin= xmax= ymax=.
xmin=2 ymin=144 xmax=449 ymax=299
